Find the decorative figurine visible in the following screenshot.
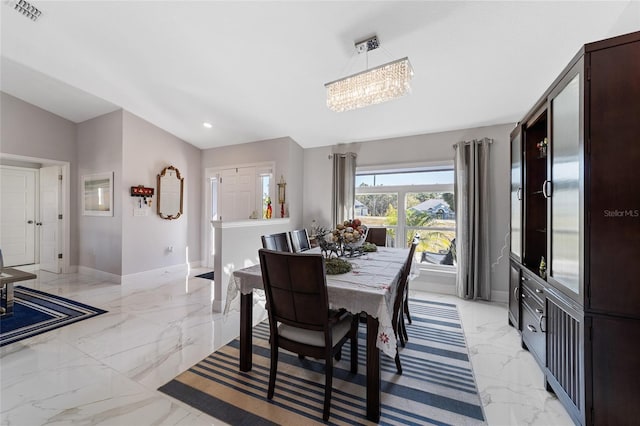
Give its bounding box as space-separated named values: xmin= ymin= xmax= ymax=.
xmin=265 ymin=196 xmax=272 ymax=219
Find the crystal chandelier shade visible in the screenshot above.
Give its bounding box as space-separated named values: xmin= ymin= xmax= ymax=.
xmin=325 ymin=57 xmax=414 ymax=112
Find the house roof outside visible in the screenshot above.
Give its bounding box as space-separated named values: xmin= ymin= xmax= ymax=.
xmin=410 ymin=198 xmax=451 ymax=213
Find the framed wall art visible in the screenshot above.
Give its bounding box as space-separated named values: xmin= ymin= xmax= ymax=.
xmin=82 ymin=172 xmax=113 ymax=216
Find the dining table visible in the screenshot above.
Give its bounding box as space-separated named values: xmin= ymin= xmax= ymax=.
xmin=224 ymin=246 xmax=418 ymax=422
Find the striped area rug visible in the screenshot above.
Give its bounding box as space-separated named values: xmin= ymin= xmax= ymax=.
xmin=159 ymin=299 xmax=485 ymax=425
xmin=0 ymin=286 xmax=107 ymax=347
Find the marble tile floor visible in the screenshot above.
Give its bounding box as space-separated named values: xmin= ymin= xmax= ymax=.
xmin=1 ymin=267 xmax=574 ymax=426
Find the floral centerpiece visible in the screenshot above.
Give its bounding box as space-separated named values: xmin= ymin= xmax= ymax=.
xmin=332 ymin=219 xmax=368 ymax=256
xmin=315 ymin=219 xmax=368 ymax=258
xmin=332 ymin=219 xmax=367 ymax=245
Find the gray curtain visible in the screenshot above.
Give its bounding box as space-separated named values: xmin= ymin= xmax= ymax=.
xmin=454 ymin=138 xmax=491 ymax=300
xmin=332 ymin=152 xmax=356 ymax=226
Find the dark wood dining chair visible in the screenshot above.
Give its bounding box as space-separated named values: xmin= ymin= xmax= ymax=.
xmin=365 ymin=227 xmax=387 ymax=247
xmin=392 ymin=241 xmax=418 ymax=374
xmin=258 ymin=249 xmax=358 ymax=421
xmin=261 ymin=232 xmax=291 ymax=252
xmin=289 ymin=228 xmax=311 ymax=252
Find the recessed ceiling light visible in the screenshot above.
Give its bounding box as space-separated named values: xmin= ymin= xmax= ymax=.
xmin=203 ymin=122 xmax=212 ymax=128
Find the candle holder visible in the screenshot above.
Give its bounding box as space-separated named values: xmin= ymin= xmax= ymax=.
xmin=277 ymin=175 xmax=286 ymax=218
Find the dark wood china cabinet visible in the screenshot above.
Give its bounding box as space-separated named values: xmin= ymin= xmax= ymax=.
xmin=509 ymin=30 xmax=640 ymax=425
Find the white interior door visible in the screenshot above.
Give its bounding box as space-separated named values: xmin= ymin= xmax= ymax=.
xmin=0 ymin=166 xmax=37 ymax=266
xmin=219 ymin=167 xmax=255 ymax=221
xmin=39 ymin=165 xmax=61 ymax=273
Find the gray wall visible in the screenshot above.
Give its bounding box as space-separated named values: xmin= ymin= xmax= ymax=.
xmin=0 ymin=92 xmax=79 ymax=266
xmin=77 ymin=110 xmax=124 ymax=275
xmin=122 ymin=111 xmax=201 ymax=275
xmin=302 ymin=123 xmax=514 ymax=299
xmin=2 ymin=93 xmax=203 ymax=278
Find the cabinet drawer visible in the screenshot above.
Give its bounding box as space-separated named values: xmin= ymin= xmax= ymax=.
xmin=522 ymin=301 xmax=545 ymax=365
xmin=521 ymin=285 xmax=544 ymax=312
xmin=521 ymin=272 xmax=546 ymax=302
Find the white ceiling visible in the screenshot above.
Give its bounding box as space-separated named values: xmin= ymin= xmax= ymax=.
xmin=1 ymin=1 xmax=637 ymax=150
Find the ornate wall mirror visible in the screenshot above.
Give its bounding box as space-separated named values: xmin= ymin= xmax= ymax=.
xmin=157 ymin=165 xmax=184 ymax=220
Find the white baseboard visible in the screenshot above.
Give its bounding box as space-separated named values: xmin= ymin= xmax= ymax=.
xmin=77 ymin=263 xmax=197 ymax=285
xmin=78 ymin=266 xmax=122 ymax=284
xmin=212 ymin=299 xmax=224 ymax=313
xmin=412 ymin=280 xmax=456 ymax=296
xmin=120 ymin=263 xmax=190 ymax=285
xmin=490 ymin=289 xmax=508 ymax=304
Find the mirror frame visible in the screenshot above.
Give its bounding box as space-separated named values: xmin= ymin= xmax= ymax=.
xmin=157 ymin=165 xmax=184 ymax=220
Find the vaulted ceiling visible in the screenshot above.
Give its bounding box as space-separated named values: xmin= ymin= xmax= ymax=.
xmin=1 ymin=1 xmax=636 ymax=149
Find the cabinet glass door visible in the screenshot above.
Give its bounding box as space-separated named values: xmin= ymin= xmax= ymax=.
xmin=510 ymin=130 xmax=523 ymax=260
xmin=549 ymin=73 xmax=582 ymax=295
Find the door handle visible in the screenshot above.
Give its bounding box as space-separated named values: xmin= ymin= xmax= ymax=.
xmin=517 ymin=187 xmax=522 ymax=200
xmin=27 ymin=220 xmax=34 ymax=224
xmin=542 ymin=180 xmax=551 ymax=198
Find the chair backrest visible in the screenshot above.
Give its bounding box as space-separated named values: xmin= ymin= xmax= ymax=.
xmin=261 ymin=233 xmax=292 ymax=252
xmin=365 ymin=227 xmax=387 ymax=247
xmin=392 ymin=242 xmax=418 ymax=333
xmin=259 ymin=249 xmax=330 ymax=332
xmin=289 ymin=229 xmax=311 ymax=253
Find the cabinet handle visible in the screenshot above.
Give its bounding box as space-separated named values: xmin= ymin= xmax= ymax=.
xmin=538 ymin=315 xmax=546 ymax=333
xmin=542 ymin=180 xmax=551 ymax=198
xmin=527 ymin=324 xmax=537 ymax=333
xmin=535 ymin=288 xmax=543 ymax=294
xmin=517 ymin=187 xmax=522 ymax=200
xmin=521 ymin=276 xmax=528 ymax=282
xmin=513 ymin=287 xmax=520 ymax=301
xmin=535 ymin=308 xmax=543 ymax=314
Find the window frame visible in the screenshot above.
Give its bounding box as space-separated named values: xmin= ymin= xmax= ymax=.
xmin=355 ymin=166 xmax=456 ymax=271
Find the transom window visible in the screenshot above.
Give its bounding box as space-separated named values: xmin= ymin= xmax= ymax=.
xmin=355 ymin=167 xmax=456 ymax=268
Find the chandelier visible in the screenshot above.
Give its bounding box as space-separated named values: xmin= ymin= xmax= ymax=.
xmin=325 ymin=36 xmax=413 ymax=112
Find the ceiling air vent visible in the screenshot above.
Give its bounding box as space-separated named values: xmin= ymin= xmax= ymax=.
xmin=14 ymin=0 xmax=42 ymax=21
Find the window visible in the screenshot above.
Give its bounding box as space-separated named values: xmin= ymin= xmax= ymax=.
xmin=259 ymin=173 xmax=271 ymax=218
xmin=355 ymin=167 xmax=456 ymax=268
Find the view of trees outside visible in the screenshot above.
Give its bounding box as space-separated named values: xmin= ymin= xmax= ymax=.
xmin=355 ymin=186 xmax=456 ymax=265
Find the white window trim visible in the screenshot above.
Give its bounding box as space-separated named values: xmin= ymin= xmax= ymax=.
xmin=355 ymin=169 xmax=456 ymax=273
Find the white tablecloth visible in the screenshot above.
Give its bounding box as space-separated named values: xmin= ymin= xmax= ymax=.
xmin=224 ymin=247 xmax=419 ymax=358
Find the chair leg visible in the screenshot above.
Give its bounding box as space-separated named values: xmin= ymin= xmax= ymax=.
xmin=401 ymin=311 xmax=409 ymax=343
xmin=268 ymin=344 xmax=278 ymax=400
xmin=399 ymin=315 xmax=407 ymax=347
xmin=323 ymin=356 xmax=333 ymax=421
xmin=350 ymin=316 xmax=358 ymax=374
xmin=334 ymin=348 xmax=342 ymax=361
xmin=395 ymin=350 xmax=403 ymax=375
xmin=404 ymin=291 xmax=412 ymax=324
